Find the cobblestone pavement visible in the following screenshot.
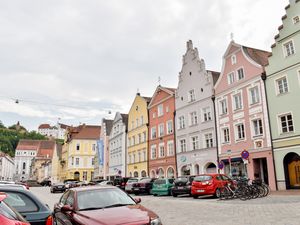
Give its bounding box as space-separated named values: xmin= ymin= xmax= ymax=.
xmin=31 ymin=187 xmax=300 ymax=225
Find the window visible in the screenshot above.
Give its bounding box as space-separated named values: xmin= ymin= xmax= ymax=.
xmin=75 ymin=158 xmax=80 ymax=166
xmin=128 ymin=137 xmax=131 ymax=147
xmin=231 ymin=55 xmax=237 ymax=65
xmin=143 ymin=150 xmax=146 ymax=161
xmin=159 ymin=144 xmax=165 ymax=157
xmin=179 ymin=139 xmax=186 ymax=152
xmin=131 ymin=121 xmax=134 ymax=130
xmin=143 ymin=132 xmax=146 ymax=142
xmin=237 ymin=68 xmax=244 ymax=80
xmin=151 ymin=127 xmax=157 ymax=139
xmin=202 ymin=107 xmax=211 ymax=122
xmin=136 ymin=118 xmax=139 ymax=127
xmin=190 ymin=111 xmax=198 ymax=125
xmin=253 ymin=119 xmax=263 ymax=136
xmin=178 ymin=116 xmax=185 ymax=129
xmin=22 ymin=162 xmax=26 ymax=170
xmin=158 ymin=104 xmax=164 ymax=117
xmin=204 ymin=133 xmax=213 ymax=148
xmin=91 ymin=158 xmax=95 ymax=166
xmin=249 ymin=86 xmax=260 ymax=104
xmin=151 ymin=145 xmax=157 ymax=159
xmin=279 ymin=114 xmax=294 ymax=133
xmin=233 ymin=93 xmax=242 ymax=110
xmin=138 ymin=152 xmax=141 ymax=162
xmin=138 ymin=134 xmax=142 ymax=143
xmin=228 ymin=72 xmax=235 ymax=84
xmin=132 ymin=136 xmax=135 ymax=145
xmin=92 ymin=144 xmax=96 ymax=151
xmin=293 ymin=16 xmax=300 ymax=24
xmin=222 ymin=128 xmax=230 ymax=143
xmin=4 ymin=192 xmax=38 ymax=213
xmin=188 ymin=90 xmax=196 ymax=102
xmin=128 ymin=155 xmax=132 ymax=164
xmin=167 ymin=120 xmax=173 ymax=134
xmin=158 ymin=123 xmax=164 ymax=137
xmin=220 ymin=99 xmax=228 ymax=115
xmin=236 ymin=124 xmax=245 ymax=140
xmin=133 ymin=154 xmax=136 ymax=163
xmin=284 ymin=40 xmax=295 ymax=57
xmin=191 ymin=136 xmax=199 ymax=150
xmin=83 ymin=171 xmax=87 ymax=181
xmin=166 ymin=106 xmax=169 ymax=113
xmin=152 ymin=112 xmax=156 ymax=119
xmin=167 ymin=141 xmax=174 ymax=156
xmin=76 ymin=144 xmax=80 ymax=151
xmin=276 ymin=77 xmax=289 ymax=94
xmin=140 ymin=116 xmax=144 ymax=125
xmin=66 ymin=192 xmax=75 ymax=207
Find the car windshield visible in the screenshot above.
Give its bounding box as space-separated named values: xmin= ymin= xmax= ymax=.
xmin=194 ymin=176 xmax=212 ymax=182
xmin=139 ymin=179 xmax=151 ymax=183
xmin=175 ymin=177 xmax=188 ymax=183
xmin=154 ymin=179 xmax=166 ymax=185
xmin=0 ymin=201 xmax=27 ymax=222
xmin=77 ymin=188 xmax=136 ymax=210
xmin=127 ymin=179 xmax=138 ymax=183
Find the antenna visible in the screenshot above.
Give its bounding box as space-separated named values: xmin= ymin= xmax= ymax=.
xmin=158 ymin=76 xmax=161 ymax=86
xmin=230 ymin=32 xmax=234 ymax=42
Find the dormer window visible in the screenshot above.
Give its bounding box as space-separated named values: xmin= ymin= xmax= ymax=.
xmin=293 ymin=16 xmax=299 ymax=24
xmin=231 ymin=55 xmax=237 ymax=65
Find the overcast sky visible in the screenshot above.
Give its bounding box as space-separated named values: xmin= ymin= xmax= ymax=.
xmin=0 ymin=0 xmax=288 ymax=131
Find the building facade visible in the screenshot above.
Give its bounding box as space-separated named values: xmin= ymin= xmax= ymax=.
xmin=0 ymin=151 xmax=14 ymax=181
xmin=214 ymin=41 xmax=276 ymax=190
xmin=127 ymin=94 xmax=151 ymax=178
xmin=14 ymin=140 xmax=39 ymax=181
xmin=38 ymin=123 xmax=69 ymax=139
xmin=65 ymin=125 xmax=101 ymax=182
xmin=51 ymin=143 xmax=62 ymax=183
xmin=94 ymin=118 xmax=113 ymax=179
xmin=175 ymin=40 xmax=220 ymax=176
xmin=148 ymin=86 xmax=177 ymax=178
xmin=265 ymin=0 xmax=300 ymax=190
xmin=108 ymin=113 xmax=128 ymax=179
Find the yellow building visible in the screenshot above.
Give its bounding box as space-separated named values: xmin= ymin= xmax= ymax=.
xmin=58 ymin=144 xmax=68 ymax=182
xmin=65 ymin=125 xmax=101 ymax=182
xmin=127 ymin=93 xmax=151 ymax=177
xmin=51 ymin=144 xmax=63 ymax=183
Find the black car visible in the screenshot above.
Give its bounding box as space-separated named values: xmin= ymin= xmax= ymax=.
xmin=132 ymin=178 xmax=156 ymax=195
xmin=51 ymin=183 xmax=66 ymax=193
xmin=171 ymin=175 xmax=196 ymax=197
xmin=113 ymin=177 xmax=130 ymax=190
xmin=40 ymin=179 xmax=51 ymax=187
xmin=0 ymin=186 xmax=53 ymax=225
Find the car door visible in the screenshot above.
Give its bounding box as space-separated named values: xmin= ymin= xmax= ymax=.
xmin=54 ymin=191 xmax=73 ymax=225
xmin=215 ymin=175 xmax=224 ymax=188
xmin=3 ymin=191 xmax=45 ymax=225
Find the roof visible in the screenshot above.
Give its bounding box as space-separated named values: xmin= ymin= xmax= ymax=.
xmin=58 ymin=123 xmax=69 ymax=129
xmin=16 ymin=140 xmax=41 ymax=151
xmin=103 ymin=119 xmax=113 ymax=136
xmin=141 ymin=96 xmax=152 ymax=103
xmin=242 ymin=46 xmax=271 ymax=67
xmin=207 ymin=70 xmax=221 ymax=85
xmin=36 ymin=140 xmax=55 ymax=158
xmin=120 ymin=114 xmax=128 ymax=129
xmin=67 ymin=125 xmax=101 ymax=141
xmin=38 ymin=124 xmax=50 ymax=129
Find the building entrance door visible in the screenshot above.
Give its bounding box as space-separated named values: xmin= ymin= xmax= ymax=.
xmin=283 ymin=152 xmax=300 ymax=189
xmin=253 ymin=158 xmax=269 ymax=185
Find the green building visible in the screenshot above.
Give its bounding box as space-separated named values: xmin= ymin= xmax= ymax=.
xmin=265 ymin=0 xmax=300 ymax=190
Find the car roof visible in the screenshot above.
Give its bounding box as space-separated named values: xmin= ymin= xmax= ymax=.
xmin=71 ymin=185 xmax=117 ymax=192
xmin=0 ymin=184 xmax=26 ymax=190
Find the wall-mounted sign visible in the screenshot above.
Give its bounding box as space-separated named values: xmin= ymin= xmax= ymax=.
xmin=180 ymin=156 xmax=187 ymax=163
xmin=218 ymin=161 xmax=224 ymax=170
xmin=241 ymin=150 xmax=249 ymax=160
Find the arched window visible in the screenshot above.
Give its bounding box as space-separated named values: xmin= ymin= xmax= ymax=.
xmin=23 ymin=162 xmax=26 ymax=170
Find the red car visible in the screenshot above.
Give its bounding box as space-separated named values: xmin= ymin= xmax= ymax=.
xmin=53 ymin=186 xmax=162 ymax=225
xmin=0 ymin=192 xmax=29 ymax=225
xmin=191 ymin=174 xmax=232 ymax=198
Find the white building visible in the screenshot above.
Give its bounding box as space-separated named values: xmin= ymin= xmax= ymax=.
xmin=38 ymin=123 xmax=68 ymax=139
xmin=14 ymin=140 xmax=39 ymax=181
xmin=0 ymin=152 xmax=15 ymax=180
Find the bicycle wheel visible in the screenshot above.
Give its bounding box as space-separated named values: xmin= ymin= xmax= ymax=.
xmin=238 ymin=187 xmax=248 ymax=201
xmin=262 ymin=183 xmax=270 ymax=197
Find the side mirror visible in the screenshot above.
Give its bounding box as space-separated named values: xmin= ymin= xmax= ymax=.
xmin=61 ymin=205 xmax=73 ymax=212
xmin=134 ymin=197 xmax=141 ymax=204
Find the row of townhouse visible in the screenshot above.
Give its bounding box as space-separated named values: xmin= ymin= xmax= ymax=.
xmin=94 ymin=0 xmax=300 ymax=190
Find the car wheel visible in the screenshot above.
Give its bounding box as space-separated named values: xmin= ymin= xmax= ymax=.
xmin=215 ymin=188 xmax=221 ymax=198
xmin=134 ymin=192 xmax=139 ymax=195
xmin=172 ymin=193 xmax=177 ymax=197
xmin=192 ymin=195 xmax=198 ymax=199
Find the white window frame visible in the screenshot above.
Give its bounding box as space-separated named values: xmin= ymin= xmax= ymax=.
xmin=237 ymin=67 xmax=245 ymax=80
xmin=293 ymin=15 xmax=300 ymax=24
xmin=159 ymin=143 xmax=165 ymax=158
xmin=178 ymin=116 xmax=185 ymax=129
xmin=203 ymin=133 xmax=213 ymax=148
xmin=158 ymin=123 xmax=164 ymax=137
xmin=190 ymin=111 xmax=198 ymax=126
xmin=277 ymin=112 xmax=294 ymax=134
xmin=275 ymin=75 xmax=289 ymax=95
xmin=191 ymin=136 xmax=199 ymax=150
xmin=231 ymin=55 xmax=237 ymax=65
xmin=202 ymin=107 xmax=212 ymax=122
xmin=166 ymin=120 xmax=173 ymax=134
xmin=188 ymin=89 xmax=196 ymax=102
xmin=227 ymin=72 xmax=235 ymax=84
xmin=219 ymin=98 xmax=228 ymax=115
xmin=248 ymin=85 xmax=260 ymax=105
xmin=235 ymin=123 xmax=246 ymax=141
xmin=158 ymin=104 xmax=164 ymax=117
xmin=221 ymin=126 xmax=230 ymax=144
xmin=167 ymin=140 xmax=174 ymax=156
xmin=179 ymin=139 xmax=186 ymax=153
xmin=282 ymin=39 xmax=295 ymax=57
xmin=232 ymin=92 xmax=243 ymax=111
xmin=151 ymin=145 xmax=157 ymax=159
xmin=151 ymin=127 xmax=157 ymax=139
xmin=251 ymin=118 xmax=264 ymax=137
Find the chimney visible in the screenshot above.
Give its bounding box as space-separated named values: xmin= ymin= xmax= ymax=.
xmin=187 ymin=40 xmax=193 ymax=50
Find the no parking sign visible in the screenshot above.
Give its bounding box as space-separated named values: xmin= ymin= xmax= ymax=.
xmin=218 ymin=161 xmax=224 ymax=170
xmin=241 ymin=150 xmax=249 ymax=160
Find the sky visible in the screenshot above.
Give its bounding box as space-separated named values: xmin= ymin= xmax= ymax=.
xmin=0 ymin=0 xmax=288 ymax=131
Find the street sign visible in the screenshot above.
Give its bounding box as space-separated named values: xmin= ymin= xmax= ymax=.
xmin=218 ymin=161 xmax=224 ymax=170
xmin=241 ymin=150 xmax=249 ymax=160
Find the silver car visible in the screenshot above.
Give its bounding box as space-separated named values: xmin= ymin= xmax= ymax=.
xmin=125 ymin=178 xmax=148 ymax=193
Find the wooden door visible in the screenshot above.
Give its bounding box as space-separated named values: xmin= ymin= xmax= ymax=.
xmin=288 ymin=160 xmax=300 ymax=188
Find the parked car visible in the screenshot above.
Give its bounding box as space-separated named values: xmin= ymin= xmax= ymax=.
xmin=191 ymin=174 xmax=233 ymax=198
xmin=90 ymin=178 xmax=106 ymax=184
xmin=15 ymin=181 xmax=30 ymax=190
xmin=0 ymin=192 xmax=30 ymax=225
xmin=125 ymin=177 xmax=147 ymax=193
xmin=64 ymin=180 xmax=78 ymax=189
xmin=0 ymin=183 xmax=28 ymax=191
xmin=0 ymin=186 xmax=53 ymax=225
xmin=97 ymin=180 xmax=114 ymax=186
xmin=152 ymin=178 xmax=175 ymax=196
xmin=113 ymin=177 xmax=130 ymax=190
xmin=132 ymin=178 xmax=156 ymax=195
xmin=40 ymin=179 xmax=51 ymax=187
xmin=171 ymin=175 xmax=196 ymax=197
xmin=51 ymin=183 xmax=66 ymax=193
xmin=53 ymin=186 xmax=162 ymax=225
xmin=24 ymin=180 xmax=41 ymax=187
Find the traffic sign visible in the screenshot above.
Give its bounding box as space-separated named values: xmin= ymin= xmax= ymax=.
xmin=241 ymin=150 xmax=249 ymax=160
xmin=218 ymin=161 xmax=224 ymax=170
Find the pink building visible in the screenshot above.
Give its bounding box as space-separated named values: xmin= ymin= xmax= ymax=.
xmin=214 ymin=41 xmax=276 ymax=190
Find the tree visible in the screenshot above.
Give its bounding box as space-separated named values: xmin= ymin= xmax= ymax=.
xmin=0 ymin=120 xmax=5 ymax=129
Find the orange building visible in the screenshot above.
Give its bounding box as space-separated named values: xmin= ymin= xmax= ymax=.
xmin=148 ymin=86 xmax=177 ymax=178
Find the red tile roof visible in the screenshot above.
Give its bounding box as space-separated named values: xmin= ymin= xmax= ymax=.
xmin=68 ymin=125 xmax=101 ymax=141
xmin=38 ymin=124 xmax=50 ymax=129
xmin=242 ymin=46 xmax=271 ymax=67
xmin=16 ymin=140 xmax=41 ymax=151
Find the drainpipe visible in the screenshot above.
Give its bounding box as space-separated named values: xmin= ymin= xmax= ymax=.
xmin=261 ymin=72 xmax=278 ymax=191
xmin=173 ymin=110 xmax=179 ymax=178
xmin=211 ymin=94 xmax=220 ymax=174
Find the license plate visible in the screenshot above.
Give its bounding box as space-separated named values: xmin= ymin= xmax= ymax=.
xmin=197 ymin=190 xmax=204 ymax=193
xmin=178 ymin=187 xmax=184 ymax=189
xmin=58 ymin=186 xmax=63 ymax=188
xmin=134 ymin=188 xmax=139 ymax=191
